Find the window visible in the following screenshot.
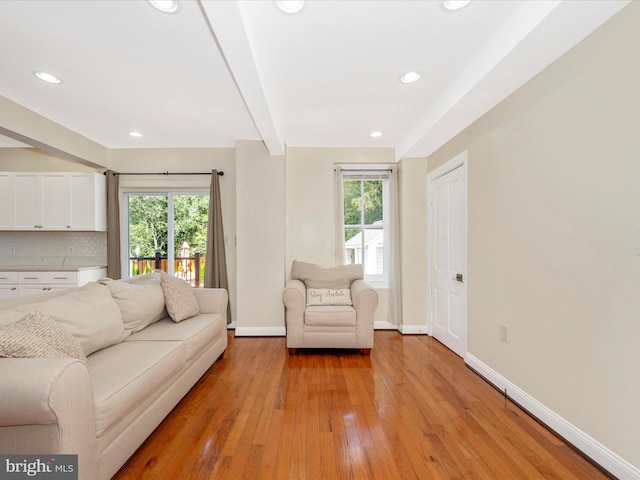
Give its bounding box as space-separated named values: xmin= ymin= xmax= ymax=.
xmin=123 ymin=192 xmax=208 ymax=286
xmin=340 ymin=170 xmax=389 ymax=282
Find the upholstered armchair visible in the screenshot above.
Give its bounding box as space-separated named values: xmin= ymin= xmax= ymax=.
xmin=282 ymin=261 xmax=378 ymax=355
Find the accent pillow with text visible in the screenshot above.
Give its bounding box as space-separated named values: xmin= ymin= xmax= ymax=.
xmin=306 ymin=288 xmax=352 ymax=306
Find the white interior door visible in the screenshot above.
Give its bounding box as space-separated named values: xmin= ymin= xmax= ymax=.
xmin=430 ymin=162 xmax=467 ymax=357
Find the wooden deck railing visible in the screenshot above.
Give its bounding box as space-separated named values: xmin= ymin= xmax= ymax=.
xmin=130 ymin=251 xmax=204 ymax=287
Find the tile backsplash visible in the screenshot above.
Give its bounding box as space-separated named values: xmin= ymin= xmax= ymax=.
xmin=0 ymin=231 xmax=107 ymax=258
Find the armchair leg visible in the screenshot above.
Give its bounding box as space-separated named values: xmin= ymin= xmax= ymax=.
xmin=362 ymin=348 xmax=371 ymax=356
xmin=288 ymin=348 xmax=297 ymax=355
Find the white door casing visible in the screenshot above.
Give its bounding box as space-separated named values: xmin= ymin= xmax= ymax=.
xmin=428 ymin=152 xmax=467 ymax=358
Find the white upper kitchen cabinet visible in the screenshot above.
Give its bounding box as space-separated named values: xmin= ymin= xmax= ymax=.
xmin=11 ymin=173 xmax=41 ymax=230
xmin=69 ymin=173 xmax=106 ymax=231
xmin=42 ymin=173 xmax=70 ymax=229
xmin=5 ymin=172 xmax=106 ymax=231
xmin=13 ymin=173 xmax=45 ymax=230
xmin=13 ymin=172 xmax=68 ymax=230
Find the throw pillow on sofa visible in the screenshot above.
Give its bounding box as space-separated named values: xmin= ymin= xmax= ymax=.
xmin=14 ymin=282 xmax=128 ymax=356
xmin=100 ymin=272 xmax=167 ymax=333
xmin=0 ymin=311 xmax=86 ymax=360
xmin=159 ymin=271 xmax=200 ymax=322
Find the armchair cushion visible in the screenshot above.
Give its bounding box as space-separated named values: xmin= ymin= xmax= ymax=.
xmin=304 ymin=305 xmax=356 ymax=327
xmin=291 ymin=260 xmax=363 ymax=289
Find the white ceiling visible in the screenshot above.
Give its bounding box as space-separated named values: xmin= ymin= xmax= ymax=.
xmin=0 ymin=0 xmax=630 ymax=160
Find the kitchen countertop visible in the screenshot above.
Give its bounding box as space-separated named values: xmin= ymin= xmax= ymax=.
xmin=0 ymin=265 xmax=106 ymax=272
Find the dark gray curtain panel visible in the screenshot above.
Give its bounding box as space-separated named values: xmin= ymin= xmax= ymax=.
xmin=205 ymin=170 xmax=231 ymax=323
xmin=106 ymin=170 xmax=121 ymax=279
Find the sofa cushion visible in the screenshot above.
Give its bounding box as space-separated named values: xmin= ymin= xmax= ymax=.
xmin=0 ymin=311 xmax=85 ymax=360
xmin=14 ymin=282 xmax=128 ymax=356
xmin=160 ymin=271 xmax=200 ymax=322
xmin=291 ymin=260 xmax=363 ymax=289
xmin=100 ymin=273 xmax=167 ymax=333
xmin=304 ymin=305 xmax=357 ymax=326
xmin=125 ymin=313 xmax=224 ymax=361
xmin=88 ymin=340 xmax=185 ymax=437
xmin=0 ymin=307 xmax=32 ymax=328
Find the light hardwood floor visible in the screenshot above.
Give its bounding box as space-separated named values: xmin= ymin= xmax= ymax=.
xmin=113 ymin=331 xmax=611 ymax=479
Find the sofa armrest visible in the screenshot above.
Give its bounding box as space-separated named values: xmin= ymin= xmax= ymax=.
xmin=0 ymin=358 xmax=98 ymax=476
xmin=0 ymin=358 xmax=93 ymax=427
xmin=192 ymin=288 xmax=229 ymax=315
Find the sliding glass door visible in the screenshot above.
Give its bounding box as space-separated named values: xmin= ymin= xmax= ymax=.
xmin=124 ymin=192 xmax=208 ymax=286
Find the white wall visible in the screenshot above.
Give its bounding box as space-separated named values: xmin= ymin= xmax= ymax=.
xmin=397 ymin=157 xmax=429 ymax=332
xmin=235 ymin=140 xmax=286 ymax=335
xmin=428 ymin=2 xmax=640 ymax=471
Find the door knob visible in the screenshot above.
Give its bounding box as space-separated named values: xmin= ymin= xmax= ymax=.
xmin=455 ymin=273 xmax=464 ymax=282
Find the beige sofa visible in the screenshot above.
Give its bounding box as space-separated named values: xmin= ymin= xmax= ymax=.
xmin=283 ymin=261 xmax=378 ymax=354
xmin=0 ymin=272 xmax=228 ymax=480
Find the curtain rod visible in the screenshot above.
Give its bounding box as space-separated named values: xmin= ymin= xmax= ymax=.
xmin=334 ymin=168 xmax=392 ymax=172
xmin=104 ymin=171 xmax=223 ymax=176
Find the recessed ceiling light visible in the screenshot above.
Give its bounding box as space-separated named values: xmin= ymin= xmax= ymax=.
xmin=443 ymin=0 xmax=471 ymax=11
xmin=400 ymin=71 xmax=422 ymax=84
xmin=33 ymin=71 xmax=62 ymax=84
xmin=128 ymin=131 xmax=144 ymax=138
xmin=369 ymin=131 xmax=383 ymax=138
xmin=274 ymin=0 xmax=306 ymax=14
xmin=148 ymin=0 xmax=180 ymax=14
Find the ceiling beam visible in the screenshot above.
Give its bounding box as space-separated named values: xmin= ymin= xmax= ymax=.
xmin=198 ymin=0 xmax=284 ymax=156
xmin=397 ymin=0 xmax=563 ymax=160
xmin=0 ymin=126 xmax=105 ymax=168
xmin=398 ymin=0 xmax=630 ymax=160
xmin=0 ymin=95 xmax=107 ymax=168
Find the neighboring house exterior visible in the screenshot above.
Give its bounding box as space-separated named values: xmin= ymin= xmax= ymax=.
xmin=344 ymin=225 xmax=383 ymax=275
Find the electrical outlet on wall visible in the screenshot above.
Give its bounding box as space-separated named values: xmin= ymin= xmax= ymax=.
xmin=9 ymin=247 xmax=15 ymax=255
xmin=68 ymin=247 xmax=74 ymax=255
xmin=500 ymin=324 xmax=510 ymax=343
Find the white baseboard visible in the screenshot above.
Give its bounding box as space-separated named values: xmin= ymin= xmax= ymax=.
xmin=374 ymin=321 xmax=399 ymax=330
xmin=398 ymin=324 xmax=429 ymax=335
xmin=234 ymin=326 xmax=286 ymax=337
xmin=235 ymin=323 xmax=407 ymax=334
xmin=465 ymin=354 xmax=640 ymax=480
